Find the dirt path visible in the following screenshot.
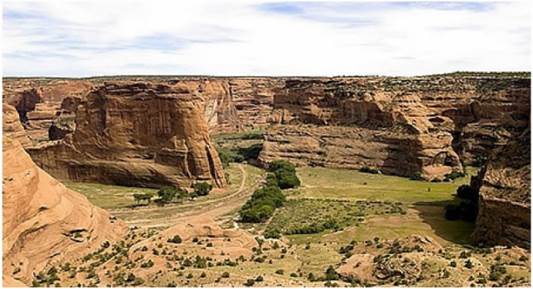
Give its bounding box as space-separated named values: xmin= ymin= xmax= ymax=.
xmin=112 ymin=164 xmax=262 ymax=229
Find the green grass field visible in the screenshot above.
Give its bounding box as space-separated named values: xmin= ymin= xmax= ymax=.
xmin=63 ymin=181 xmax=157 ymax=209
xmin=275 ymin=166 xmax=478 ymax=246
xmin=294 ymin=166 xmax=477 ymax=203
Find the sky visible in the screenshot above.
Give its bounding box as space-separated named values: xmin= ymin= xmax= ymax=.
xmin=2 ymin=0 xmax=531 ymax=77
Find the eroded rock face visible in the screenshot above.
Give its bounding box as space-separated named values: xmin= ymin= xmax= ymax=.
xmin=27 ymin=82 xmax=226 ymax=188
xmin=259 ymin=78 xmax=465 ymax=180
xmin=471 ymin=131 xmax=530 ymax=248
xmin=2 ymin=105 xmax=128 ymax=286
xmin=3 ymin=79 xmax=93 ymax=144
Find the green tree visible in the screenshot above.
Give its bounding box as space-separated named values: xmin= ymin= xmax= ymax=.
xmin=193 ymin=182 xmax=213 ymax=197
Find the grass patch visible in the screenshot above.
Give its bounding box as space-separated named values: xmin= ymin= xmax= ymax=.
xmin=266 ymin=199 xmax=406 ymax=236
xmin=63 ymin=181 xmax=157 ymax=209
xmin=296 ymin=167 xmax=477 ymax=203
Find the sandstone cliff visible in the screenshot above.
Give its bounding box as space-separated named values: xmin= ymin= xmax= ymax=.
xmin=27 ymin=82 xmax=226 ymax=188
xmin=259 ymin=78 xmax=464 ymax=179
xmin=471 ymin=130 xmax=530 ymax=248
xmin=2 ymin=105 xmax=127 ymax=286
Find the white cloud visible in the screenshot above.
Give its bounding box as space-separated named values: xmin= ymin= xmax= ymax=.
xmin=2 ymin=0 xmax=531 ymax=76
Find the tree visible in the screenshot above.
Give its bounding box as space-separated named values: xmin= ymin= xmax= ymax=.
xmin=193 ymin=182 xmax=213 ymax=197
xmin=133 ymin=193 xmax=152 ymax=205
xmin=157 ymin=186 xmax=186 ymax=204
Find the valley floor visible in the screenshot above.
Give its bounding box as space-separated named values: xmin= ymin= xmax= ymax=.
xmin=49 ymin=164 xmax=530 ymax=287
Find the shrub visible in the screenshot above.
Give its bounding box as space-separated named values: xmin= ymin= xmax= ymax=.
xmin=255 ymin=275 xmax=264 ymax=282
xmin=360 ymin=166 xmax=380 ymax=174
xmin=325 ymin=265 xmax=339 ymax=280
xmin=140 ymin=260 xmax=154 ymax=268
xmin=239 ymin=184 xmax=285 ymax=223
xmin=240 ymin=204 xmax=274 ymax=223
xmin=157 ymin=186 xmax=186 ymax=204
xmin=133 ymin=193 xmax=153 ymax=204
xmin=192 ymin=182 xmax=213 ymax=197
xmin=221 ymin=272 xmax=230 ymax=278
xmin=275 ymin=269 xmax=284 ymax=275
xmin=244 ymin=279 xmax=255 ymax=286
xmin=276 ymin=170 xmax=301 ymax=189
xmin=167 ymin=235 xmax=182 ymax=244
xmin=269 ymin=160 xmax=300 ymax=189
xmin=264 ymin=228 xmax=281 ymax=239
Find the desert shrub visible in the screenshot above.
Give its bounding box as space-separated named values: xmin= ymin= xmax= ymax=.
xmin=275 ymin=269 xmax=284 ymax=275
xmin=244 ymin=279 xmax=255 ymax=286
xmin=167 ymin=235 xmax=182 ymax=244
xmin=325 ymin=265 xmax=339 ymax=280
xmin=140 ymin=260 xmax=153 ymax=268
xmin=221 ymin=272 xmax=230 ymax=278
xmin=255 ymin=275 xmax=264 ymax=282
xmin=192 ymin=182 xmax=213 ymax=197
xmin=217 ymin=148 xmax=237 ymax=168
xmin=264 ymin=228 xmax=281 ymax=239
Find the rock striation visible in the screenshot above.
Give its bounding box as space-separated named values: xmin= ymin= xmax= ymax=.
xmin=2 ymin=105 xmax=127 ymax=286
xmin=27 ymin=82 xmax=226 ymax=188
xmin=471 ymin=130 xmax=530 ymax=248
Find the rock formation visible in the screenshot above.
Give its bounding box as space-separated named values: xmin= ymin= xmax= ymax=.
xmin=259 ymin=78 xmax=464 ymax=180
xmin=2 ymin=105 xmax=127 ymax=286
xmin=471 ymin=130 xmax=530 ymax=248
xmin=3 ymin=79 xmax=93 ymax=144
xmin=27 ymin=82 xmax=226 ymax=188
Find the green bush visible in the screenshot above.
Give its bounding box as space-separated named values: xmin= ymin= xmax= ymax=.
xmin=240 ymin=204 xmax=275 ymax=223
xmin=264 ymin=228 xmax=281 ymax=239
xmin=167 ymin=235 xmax=182 ymax=244
xmin=325 ymin=265 xmax=339 ymax=280
xmin=193 ymin=182 xmax=213 ymax=197
xmin=276 ymin=170 xmax=301 ymax=189
xmin=157 ymin=186 xmax=186 ymax=204
xmin=269 ymin=160 xmax=300 ymax=189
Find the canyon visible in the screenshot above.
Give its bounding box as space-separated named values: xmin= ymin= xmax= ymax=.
xmin=2 ymin=73 xmax=531 ymax=286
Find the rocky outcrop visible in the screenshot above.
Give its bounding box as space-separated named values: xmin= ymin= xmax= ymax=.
xmin=2 ymin=105 xmax=127 ymax=286
xmin=4 ymin=74 xmax=529 ymax=180
xmin=260 ymin=78 xmax=464 ymax=180
xmin=471 ymin=131 xmax=530 ymax=248
xmin=27 ymin=82 xmax=226 ymax=188
xmin=3 ymin=79 xmax=93 ymax=144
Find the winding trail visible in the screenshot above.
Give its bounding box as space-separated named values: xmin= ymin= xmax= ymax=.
xmin=111 ymin=164 xmax=262 ymax=229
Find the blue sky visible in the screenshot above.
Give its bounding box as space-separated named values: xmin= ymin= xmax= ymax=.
xmin=2 ymin=0 xmax=530 ymax=76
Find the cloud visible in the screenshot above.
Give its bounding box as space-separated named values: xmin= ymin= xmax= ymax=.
xmin=2 ymin=0 xmax=530 ymax=77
